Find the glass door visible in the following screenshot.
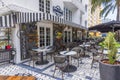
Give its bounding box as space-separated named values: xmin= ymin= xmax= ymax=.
xmin=39 ymin=27 xmax=51 ymax=47
xmin=63 ymin=31 xmax=72 ymax=43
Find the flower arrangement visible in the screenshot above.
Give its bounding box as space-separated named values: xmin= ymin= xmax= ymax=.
xmin=56 ymin=32 xmax=62 ymax=39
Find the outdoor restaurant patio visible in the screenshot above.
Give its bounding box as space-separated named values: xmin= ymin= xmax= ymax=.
xmin=0 ymin=55 xmax=100 ymax=80
xmin=0 ymin=31 xmax=120 ymax=80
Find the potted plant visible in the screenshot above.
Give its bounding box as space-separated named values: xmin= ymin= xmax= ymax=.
xmin=99 ymin=32 xmax=120 ymax=80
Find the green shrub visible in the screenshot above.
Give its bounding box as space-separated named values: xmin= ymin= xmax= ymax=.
xmin=99 ymin=32 xmax=120 ymax=64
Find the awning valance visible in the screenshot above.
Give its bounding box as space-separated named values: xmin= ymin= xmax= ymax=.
xmin=16 ymin=12 xmax=64 ymax=24
xmin=0 ymin=14 xmax=14 ymax=28
xmin=0 ymin=4 xmax=87 ymax=30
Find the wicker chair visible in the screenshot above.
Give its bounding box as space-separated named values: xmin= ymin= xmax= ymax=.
xmin=71 ymin=47 xmax=83 ymax=67
xmin=46 ymin=46 xmax=56 ymax=61
xmin=28 ymin=50 xmax=38 ymax=67
xmin=91 ymin=48 xmax=103 ymax=68
xmin=53 ymin=55 xmax=67 ymax=80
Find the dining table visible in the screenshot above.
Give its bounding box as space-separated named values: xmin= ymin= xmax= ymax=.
xmin=60 ymin=51 xmax=77 ymax=72
xmin=32 ymin=47 xmax=51 ymax=65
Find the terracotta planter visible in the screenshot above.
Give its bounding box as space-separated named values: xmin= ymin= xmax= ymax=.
xmin=99 ymin=59 xmax=120 ymax=80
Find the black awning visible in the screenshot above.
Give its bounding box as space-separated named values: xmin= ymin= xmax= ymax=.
xmin=89 ymin=20 xmax=120 ymax=32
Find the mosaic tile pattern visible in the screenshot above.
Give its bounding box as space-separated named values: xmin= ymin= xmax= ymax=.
xmin=0 ymin=55 xmax=101 ymax=80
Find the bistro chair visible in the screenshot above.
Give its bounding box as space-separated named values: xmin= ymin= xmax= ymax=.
xmin=71 ymin=47 xmax=83 ymax=67
xmin=53 ymin=55 xmax=67 ymax=80
xmin=46 ymin=46 xmax=56 ymax=61
xmin=91 ymin=48 xmax=103 ymax=69
xmin=28 ymin=50 xmax=38 ymax=67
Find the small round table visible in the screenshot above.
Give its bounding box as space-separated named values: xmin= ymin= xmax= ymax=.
xmin=60 ymin=51 xmax=77 ymax=72
xmin=32 ymin=48 xmax=51 ymax=65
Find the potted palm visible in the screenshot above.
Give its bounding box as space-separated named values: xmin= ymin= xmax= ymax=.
xmin=99 ymin=32 xmax=120 ymax=80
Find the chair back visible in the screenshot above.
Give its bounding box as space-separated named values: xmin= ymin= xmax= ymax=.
xmin=72 ymin=47 xmax=80 ymax=53
xmin=47 ymin=46 xmax=56 ymax=52
xmin=72 ymin=47 xmax=82 ymax=57
xmin=54 ymin=55 xmax=66 ymax=64
xmin=28 ymin=50 xmax=38 ymax=60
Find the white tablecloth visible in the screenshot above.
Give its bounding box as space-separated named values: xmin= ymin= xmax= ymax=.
xmin=32 ymin=48 xmax=51 ymax=55
xmin=60 ymin=51 xmax=77 ymax=56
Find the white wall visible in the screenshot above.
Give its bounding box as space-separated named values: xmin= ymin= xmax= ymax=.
xmin=81 ymin=0 xmax=89 ymax=27
xmin=0 ymin=0 xmax=39 ymax=11
xmin=72 ymin=10 xmax=80 ymax=24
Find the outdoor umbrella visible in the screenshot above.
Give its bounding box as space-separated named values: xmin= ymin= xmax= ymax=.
xmin=89 ymin=20 xmax=120 ymax=32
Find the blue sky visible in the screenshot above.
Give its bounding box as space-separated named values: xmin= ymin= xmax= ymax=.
xmin=106 ymin=9 xmax=117 ymax=20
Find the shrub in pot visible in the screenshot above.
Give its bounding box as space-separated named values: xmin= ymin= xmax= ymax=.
xmin=99 ymin=32 xmax=120 ymax=80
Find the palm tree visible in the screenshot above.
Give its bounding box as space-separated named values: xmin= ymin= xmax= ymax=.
xmin=91 ymin=0 xmax=120 ymax=21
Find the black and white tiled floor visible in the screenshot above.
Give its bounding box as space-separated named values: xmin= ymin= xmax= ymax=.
xmin=0 ymin=56 xmax=100 ymax=80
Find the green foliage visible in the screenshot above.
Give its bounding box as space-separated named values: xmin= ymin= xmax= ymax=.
xmin=99 ymin=32 xmax=120 ymax=64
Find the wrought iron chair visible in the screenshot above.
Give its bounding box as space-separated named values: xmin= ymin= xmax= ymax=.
xmin=71 ymin=47 xmax=83 ymax=67
xmin=53 ymin=55 xmax=67 ymax=80
xmin=28 ymin=50 xmax=38 ymax=67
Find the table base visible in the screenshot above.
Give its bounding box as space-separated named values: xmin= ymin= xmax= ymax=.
xmin=35 ymin=60 xmax=49 ymax=65
xmin=63 ymin=65 xmax=77 ymax=72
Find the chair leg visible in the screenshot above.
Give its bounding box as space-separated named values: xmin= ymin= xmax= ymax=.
xmin=33 ymin=60 xmax=35 ymax=67
xmin=62 ymin=71 xmax=64 ymax=80
xmin=46 ymin=55 xmax=47 ymax=61
xmin=78 ymin=59 xmax=79 ymax=67
xmin=91 ymin=59 xmax=94 ymax=69
xmin=53 ymin=66 xmax=57 ymax=77
xmin=29 ymin=60 xmax=31 ymax=66
xmin=51 ymin=55 xmax=52 ymax=62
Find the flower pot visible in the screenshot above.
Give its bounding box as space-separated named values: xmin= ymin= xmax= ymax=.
xmin=99 ymin=59 xmax=120 ymax=80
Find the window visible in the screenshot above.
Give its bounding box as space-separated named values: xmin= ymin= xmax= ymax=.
xmin=39 ymin=0 xmax=44 ymax=12
xmin=39 ymin=27 xmax=45 ymax=46
xmin=77 ymin=31 xmax=82 ymax=40
xmin=39 ymin=27 xmax=51 ymax=47
xmin=64 ymin=8 xmax=72 ymax=21
xmin=63 ymin=30 xmax=71 ymax=43
xmin=46 ymin=0 xmax=50 ymax=13
xmin=46 ymin=28 xmax=50 ymax=46
xmin=85 ymin=4 xmax=87 ymax=12
xmin=39 ymin=0 xmax=50 ymax=13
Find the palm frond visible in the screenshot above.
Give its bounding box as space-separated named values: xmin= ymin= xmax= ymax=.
xmin=104 ymin=5 xmax=114 ymax=17
xmin=100 ymin=3 xmax=113 ymax=16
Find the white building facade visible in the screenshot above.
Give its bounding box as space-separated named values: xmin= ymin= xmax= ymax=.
xmin=0 ymin=0 xmax=89 ymax=63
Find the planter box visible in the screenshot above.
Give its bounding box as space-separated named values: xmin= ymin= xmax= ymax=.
xmin=99 ymin=59 xmax=120 ymax=80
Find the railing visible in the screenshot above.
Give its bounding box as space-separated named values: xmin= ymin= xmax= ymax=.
xmin=0 ymin=49 xmax=16 ymax=64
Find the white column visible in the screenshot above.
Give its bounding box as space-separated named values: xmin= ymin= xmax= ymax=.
xmin=51 ymin=23 xmax=53 ymax=46
xmin=11 ymin=24 xmax=21 ymax=64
